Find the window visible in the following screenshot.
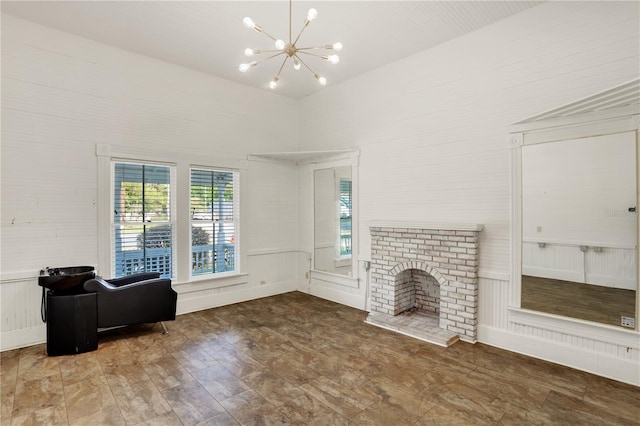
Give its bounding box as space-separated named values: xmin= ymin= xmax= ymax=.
xmin=112 ymin=162 xmax=174 ymax=278
xmin=190 ymin=168 xmax=238 ymax=276
xmin=339 ymin=179 xmax=352 ymax=257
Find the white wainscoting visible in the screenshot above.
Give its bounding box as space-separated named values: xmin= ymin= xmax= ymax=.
xmin=478 ymin=275 xmax=640 ymax=386
xmin=305 ymin=269 xmax=365 ymax=311
xmin=1 ymin=250 xmax=303 ymax=351
xmin=0 ymin=273 xmax=47 ymax=351
xmin=523 ymin=241 xmax=636 ymax=290
xmin=478 ymin=275 xmax=511 ymax=330
xmin=164 ymin=248 xmax=307 ymax=317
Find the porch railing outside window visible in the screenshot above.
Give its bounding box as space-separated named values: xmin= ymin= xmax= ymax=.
xmin=114 ymin=244 xmax=234 ymax=277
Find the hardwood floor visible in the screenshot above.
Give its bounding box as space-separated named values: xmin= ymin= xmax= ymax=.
xmin=521 ymin=275 xmax=636 ymax=327
xmin=1 ymin=291 xmax=638 ymax=425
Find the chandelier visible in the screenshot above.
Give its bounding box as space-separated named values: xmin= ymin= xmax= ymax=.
xmin=239 ymin=0 xmax=342 ymax=90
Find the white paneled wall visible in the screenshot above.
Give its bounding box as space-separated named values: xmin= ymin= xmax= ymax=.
xmin=0 ymin=15 xmax=299 ymax=350
xmin=2 ymin=2 xmax=639 ymax=385
xmin=300 ymin=2 xmax=639 ymax=275
xmin=478 ymin=277 xmax=510 ymax=330
xmin=523 ymin=242 xmax=636 ymax=290
xmin=298 ymin=1 xmax=640 ymax=384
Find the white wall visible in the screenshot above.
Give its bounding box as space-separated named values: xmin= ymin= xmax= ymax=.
xmin=522 ymin=133 xmax=635 ymax=247
xmin=0 ymin=14 xmax=301 ymax=350
xmin=297 ymin=1 xmax=640 ymax=384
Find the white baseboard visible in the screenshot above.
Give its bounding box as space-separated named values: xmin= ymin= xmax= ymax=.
xmin=1 ymin=325 xmax=46 ymax=352
xmin=1 ymin=281 xmax=297 ymax=352
xmin=176 ymin=280 xmax=297 ymax=315
xmin=478 ymin=325 xmax=640 ymax=387
xmin=523 ymin=267 xmax=635 ymax=290
xmin=522 ymin=266 xmax=583 ymax=283
xmin=308 ymin=285 xmax=366 ymax=310
xmin=585 ymin=273 xmax=636 ymax=290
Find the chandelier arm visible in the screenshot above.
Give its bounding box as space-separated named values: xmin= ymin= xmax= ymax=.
xmin=250 ymin=49 xmax=283 ymax=54
xmin=255 ymin=26 xmax=279 ymax=42
xmin=294 ymin=54 xmax=319 ymax=77
xmin=274 ymin=56 xmax=289 ymax=81
xmin=292 ymin=20 xmax=310 ymax=46
xmin=296 ymin=51 xmax=326 ymax=59
xmin=255 ymin=52 xmax=287 ymax=66
xmin=296 ymin=46 xmax=334 ymax=51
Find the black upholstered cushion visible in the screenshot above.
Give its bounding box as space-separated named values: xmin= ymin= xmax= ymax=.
xmin=83 ymin=274 xmax=176 ymax=328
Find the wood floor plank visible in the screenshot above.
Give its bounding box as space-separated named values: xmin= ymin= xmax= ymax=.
xmin=3 ymin=291 xmax=638 ymax=425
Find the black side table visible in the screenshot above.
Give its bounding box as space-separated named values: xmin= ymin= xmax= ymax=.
xmin=46 ymin=291 xmax=98 ymax=356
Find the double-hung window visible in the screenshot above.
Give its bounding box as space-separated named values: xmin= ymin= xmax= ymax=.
xmin=190 ymin=168 xmax=239 ymax=277
xmin=112 ymin=162 xmax=175 ymax=278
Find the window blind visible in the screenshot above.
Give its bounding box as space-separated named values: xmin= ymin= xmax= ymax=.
xmin=190 ymin=168 xmax=237 ymax=276
xmin=339 ymin=179 xmax=352 ymax=256
xmin=113 ymin=162 xmax=173 ymax=278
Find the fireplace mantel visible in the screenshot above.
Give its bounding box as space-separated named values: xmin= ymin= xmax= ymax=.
xmin=369 ymin=221 xmax=484 ymax=232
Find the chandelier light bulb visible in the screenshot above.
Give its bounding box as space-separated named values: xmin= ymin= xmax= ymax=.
xmin=333 ymin=42 xmax=343 ymax=51
xmin=327 ymin=54 xmax=340 ymax=65
xmin=293 ymin=58 xmax=301 ymax=71
xmin=244 ymin=48 xmax=255 ymax=57
xmin=239 ymin=63 xmax=251 ymax=73
xmin=243 ymin=17 xmax=255 ymax=28
xmin=307 ymin=8 xmax=318 ymax=21
xmin=275 ymin=39 xmax=285 ymax=50
xmin=318 ymin=76 xmax=327 ymax=86
xmin=269 ymin=80 xmax=278 ymax=89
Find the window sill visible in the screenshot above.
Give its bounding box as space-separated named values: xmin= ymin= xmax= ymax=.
xmin=334 ymin=257 xmax=352 ymax=268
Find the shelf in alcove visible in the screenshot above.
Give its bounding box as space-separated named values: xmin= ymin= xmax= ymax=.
xmin=248 ymin=149 xmax=358 ymax=164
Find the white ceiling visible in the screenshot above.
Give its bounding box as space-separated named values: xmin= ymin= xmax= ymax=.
xmin=2 ymin=1 xmax=542 ymax=99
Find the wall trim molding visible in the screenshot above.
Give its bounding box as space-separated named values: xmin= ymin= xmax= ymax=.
xmin=177 ymin=280 xmax=297 ymax=315
xmin=478 ymin=324 xmax=640 ymax=386
xmin=310 ymin=270 xmax=359 ymax=289
xmin=508 ymin=307 xmax=640 ymax=348
xmin=1 ymin=325 xmax=46 ymax=352
xmin=369 ymin=221 xmax=484 ymax=232
xmin=308 ymin=285 xmax=365 ymax=311
xmin=478 ymin=269 xmax=510 ymax=281
xmin=0 ymin=272 xmax=38 ymax=284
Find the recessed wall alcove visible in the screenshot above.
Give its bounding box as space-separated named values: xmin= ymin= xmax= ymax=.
xmin=365 ymin=222 xmax=483 ymax=346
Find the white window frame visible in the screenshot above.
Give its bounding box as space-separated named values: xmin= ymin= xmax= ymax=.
xmin=336 ymin=173 xmax=352 ymax=262
xmin=110 ymin=160 xmax=177 ymax=279
xmin=189 ymin=167 xmax=240 ymax=280
xmin=97 ymin=143 xmax=248 ymax=287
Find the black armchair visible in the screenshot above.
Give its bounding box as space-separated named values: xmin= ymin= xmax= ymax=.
xmin=83 ymin=272 xmax=177 ymax=329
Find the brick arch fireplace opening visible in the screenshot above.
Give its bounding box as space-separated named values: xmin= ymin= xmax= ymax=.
xmin=391 ymin=262 xmax=444 ymax=316
xmin=365 ymin=223 xmax=483 ymax=347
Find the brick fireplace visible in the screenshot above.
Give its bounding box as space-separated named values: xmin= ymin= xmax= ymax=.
xmin=365 ymin=223 xmax=483 ymax=346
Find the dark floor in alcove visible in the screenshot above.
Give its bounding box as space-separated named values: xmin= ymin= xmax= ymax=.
xmin=522 ymin=275 xmax=636 ymax=327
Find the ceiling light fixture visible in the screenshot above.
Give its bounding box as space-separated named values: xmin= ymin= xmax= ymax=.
xmin=239 ymin=0 xmax=342 ymax=90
